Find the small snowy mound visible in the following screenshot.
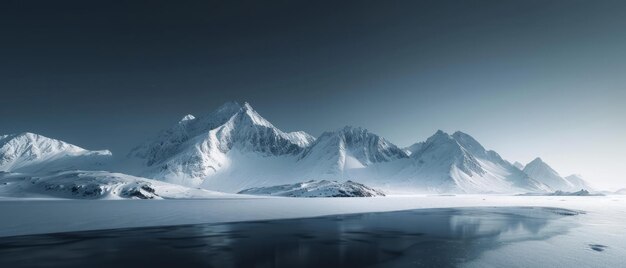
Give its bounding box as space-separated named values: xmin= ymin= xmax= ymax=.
xmin=238 ymin=180 xmax=385 ymax=197
xmin=0 ymin=170 xmax=236 ymax=200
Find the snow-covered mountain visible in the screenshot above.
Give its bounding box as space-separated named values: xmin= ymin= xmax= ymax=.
xmin=404 ymin=141 xmax=424 ymax=156
xmin=522 ymin=158 xmax=568 ymax=190
xmin=519 ymin=189 xmax=602 ymax=196
xmin=129 ymin=102 xmax=315 ymax=187
xmin=128 ymin=103 xmax=412 ymax=192
xmin=513 ymin=161 xmax=524 ymax=170
xmin=2 ymin=102 xmax=590 ymax=195
xmin=297 ymin=126 xmax=408 ymax=178
xmin=126 ymin=102 xmax=556 ymax=194
xmin=0 ymin=170 xmax=237 ymax=200
xmin=394 ymin=131 xmax=548 ymax=193
xmin=238 ymin=180 xmax=385 ymax=197
xmin=522 ymin=158 xmax=592 ymax=191
xmin=0 ymin=133 xmax=111 ymax=173
xmin=564 ymin=174 xmax=594 ymax=191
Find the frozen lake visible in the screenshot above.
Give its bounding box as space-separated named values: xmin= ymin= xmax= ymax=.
xmin=0 ymin=206 xmax=612 ymax=267
xmin=0 ymin=195 xmax=624 ymax=267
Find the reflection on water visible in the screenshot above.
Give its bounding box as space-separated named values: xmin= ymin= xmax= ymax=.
xmin=0 ymin=207 xmax=579 ymax=268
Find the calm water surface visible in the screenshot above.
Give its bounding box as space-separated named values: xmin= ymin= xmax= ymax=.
xmin=0 ymin=207 xmax=580 ymax=268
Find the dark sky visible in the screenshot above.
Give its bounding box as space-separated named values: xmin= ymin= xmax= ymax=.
xmin=1 ymin=0 xmax=625 ymax=188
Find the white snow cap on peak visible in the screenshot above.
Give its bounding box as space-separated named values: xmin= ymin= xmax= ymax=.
xmin=239 ymin=102 xmax=274 ymax=127
xmin=426 ymin=130 xmax=454 ymax=142
xmin=243 ymin=101 xmax=254 ymax=110
xmin=527 ymin=157 xmax=547 ymax=166
xmin=179 ymin=114 xmax=196 ymax=123
xmin=0 ymin=132 xmax=112 ymax=172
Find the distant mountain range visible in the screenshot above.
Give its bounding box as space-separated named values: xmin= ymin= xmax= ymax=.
xmin=0 ymin=101 xmax=594 ymax=195
xmin=523 ymin=158 xmax=594 ymax=192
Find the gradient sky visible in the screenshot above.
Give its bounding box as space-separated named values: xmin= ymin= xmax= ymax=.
xmin=1 ymin=0 xmax=625 ymax=189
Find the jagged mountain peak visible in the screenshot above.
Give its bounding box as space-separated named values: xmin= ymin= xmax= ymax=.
xmin=412 ymin=130 xmax=466 ymax=157
xmin=406 ymin=130 xmax=482 ymax=156
xmin=210 ymin=101 xmax=265 ymax=124
xmin=236 ymin=103 xmax=275 ymax=128
xmin=1 ymin=132 xmax=111 ymax=156
xmin=293 ymin=126 xmax=408 ymax=182
xmin=1 ymin=132 xmax=82 ymax=157
xmin=200 ymin=101 xmax=278 ymax=131
xmin=451 ymin=131 xmax=487 ymax=157
xmin=3 ymin=132 xmax=68 ymax=144
xmin=524 ymin=157 xmax=560 ymax=177
xmin=402 ymin=129 xmax=548 ymax=193
xmin=307 ymin=126 xmax=408 ymax=164
xmin=3 ymin=132 xmax=37 ymax=139
xmin=242 ymin=101 xmax=254 ymax=110
xmin=132 ymin=101 xmax=314 ymax=161
xmin=528 ymin=157 xmax=545 ymax=165
xmin=0 ymin=132 xmax=112 ymax=173
xmin=411 ymin=130 xmax=485 ymax=176
xmin=432 ymin=129 xmax=451 ymax=138
xmin=128 ymin=101 xmax=316 ymax=187
xmin=522 ymin=157 xmax=583 ymax=191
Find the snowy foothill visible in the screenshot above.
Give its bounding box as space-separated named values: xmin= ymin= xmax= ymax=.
xmin=0 ymin=170 xmax=242 ymax=200
xmin=238 ymin=180 xmax=386 ymax=197
xmin=0 ymin=132 xmax=112 ymax=174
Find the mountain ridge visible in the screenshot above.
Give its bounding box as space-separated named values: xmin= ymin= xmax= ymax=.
xmin=0 ymin=132 xmax=111 ymax=173
xmin=0 ymin=102 xmax=593 ymax=194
